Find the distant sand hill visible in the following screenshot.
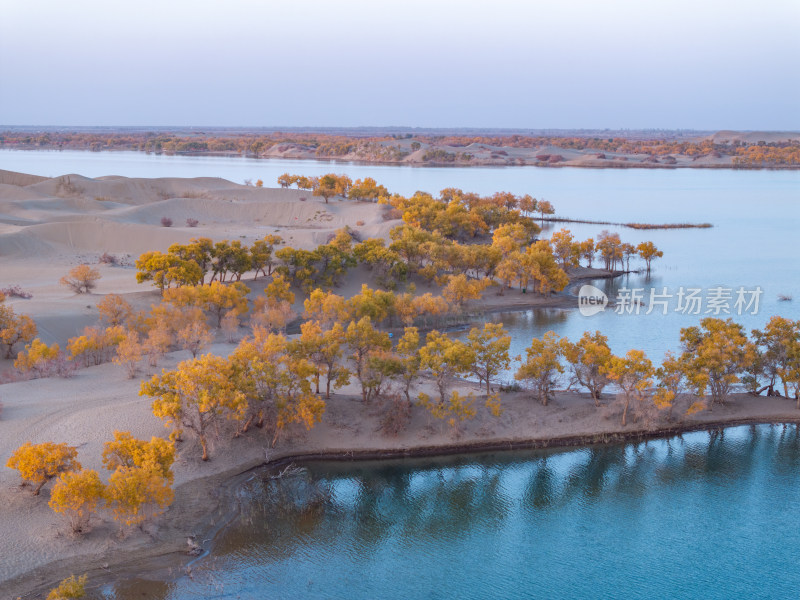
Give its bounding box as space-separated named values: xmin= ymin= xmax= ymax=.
xmin=709 ymin=130 xmax=800 ymax=144
xmin=0 ymin=169 xmax=392 ymax=259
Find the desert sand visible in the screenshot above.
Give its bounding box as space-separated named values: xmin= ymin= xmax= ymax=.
xmin=1 ymin=169 xmax=797 ymax=597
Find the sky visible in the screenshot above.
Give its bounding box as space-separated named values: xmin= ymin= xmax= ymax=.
xmin=1 ymin=0 xmax=798 ymax=130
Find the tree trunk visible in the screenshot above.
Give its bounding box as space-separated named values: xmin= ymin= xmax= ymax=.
xmin=200 ymin=438 xmax=209 ymax=461
xmin=239 ymin=414 xmax=254 ymax=435
xmin=34 ymin=479 xmax=48 ymax=496
xmin=622 ymin=396 xmax=630 ymax=426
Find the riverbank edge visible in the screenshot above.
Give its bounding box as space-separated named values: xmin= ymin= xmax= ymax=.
xmin=8 ymin=412 xmax=800 ymax=598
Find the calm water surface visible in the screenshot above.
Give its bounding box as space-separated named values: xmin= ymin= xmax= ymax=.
xmin=101 ymin=424 xmax=800 ymax=599
xmin=2 ymin=150 xmax=798 ymax=362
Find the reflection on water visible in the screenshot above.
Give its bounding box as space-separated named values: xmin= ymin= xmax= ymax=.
xmin=103 ymin=425 xmax=800 ymax=600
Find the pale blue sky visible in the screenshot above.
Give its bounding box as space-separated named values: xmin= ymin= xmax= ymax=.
xmin=1 ymin=0 xmax=798 ymax=129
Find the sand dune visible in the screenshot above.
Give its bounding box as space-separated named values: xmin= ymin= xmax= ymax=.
xmin=0 ymin=226 xmax=59 ymax=257
xmin=25 ymin=174 xmax=238 ymax=206
xmin=0 ymin=169 xmax=49 ymax=186
xmin=0 ymin=169 xmax=394 ymax=348
xmin=0 ymin=169 xmax=389 ymax=253
xmin=710 ymin=130 xmax=800 ymax=144
xmin=0 ymin=182 xmax=52 ymax=201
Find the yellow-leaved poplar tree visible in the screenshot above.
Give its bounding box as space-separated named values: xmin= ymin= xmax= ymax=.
xmin=14 ymin=338 xmax=61 ymax=378
xmin=515 ymin=331 xmax=567 ymax=406
xmin=101 ymin=431 xmax=175 ymax=482
xmin=0 ymin=299 xmax=37 ymax=358
xmin=47 ymin=574 xmax=87 ymax=600
xmin=48 ymin=469 xmax=106 ymax=533
xmin=141 ymin=354 xmax=246 ymax=460
xmin=467 ymin=322 xmax=511 ymax=394
xmin=6 ymin=441 xmax=80 ymax=495
xmin=104 ymin=466 xmax=174 ymax=528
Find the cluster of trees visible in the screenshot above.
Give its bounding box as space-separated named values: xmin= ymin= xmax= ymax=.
xmin=13 ymin=282 xmax=249 ymax=380
xmin=7 ymin=175 xmax=665 ymax=390
xmin=135 ymin=235 xmax=284 ymax=293
xmin=135 ymin=313 xmax=800 ymax=464
xmin=387 ymin=188 xmax=544 ymax=240
xmin=6 ymin=431 xmax=174 ymax=533
xmin=732 ymin=144 xmax=800 ymax=167
xmin=131 ymin=176 xmax=662 ymax=302
xmin=516 ymin=316 xmax=800 ymax=425
xmin=139 ymin=318 xmax=518 ymax=457
xmin=132 ymin=225 xmax=563 ymax=301
xmin=12 ymin=273 xmax=471 ymax=384
xmin=277 ymin=173 xmax=389 ymax=203
xmin=550 ymin=229 xmax=663 ymax=274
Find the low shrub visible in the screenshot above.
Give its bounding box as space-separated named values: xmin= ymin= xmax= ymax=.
xmin=1 ymin=285 xmax=33 ymax=299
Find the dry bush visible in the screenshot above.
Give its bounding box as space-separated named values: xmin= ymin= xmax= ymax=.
xmin=1 ymin=285 xmax=32 ymax=299
xmin=56 ymin=176 xmax=82 ymax=196
xmin=0 ymin=369 xmax=24 ymax=384
xmin=380 ymin=392 xmax=412 ymax=437
xmin=182 ymin=191 xmax=209 ymax=199
xmin=382 ymin=207 xmax=402 ymax=221
xmin=186 ymin=217 xmax=199 ymax=228
xmin=221 ymin=311 xmax=240 ymax=343
xmin=52 ymin=354 xmax=78 ymax=378
xmin=356 ymin=220 xmax=365 ymax=226
xmin=160 ymin=217 xmax=173 ymax=227
xmin=98 ymin=252 xmax=119 ymax=265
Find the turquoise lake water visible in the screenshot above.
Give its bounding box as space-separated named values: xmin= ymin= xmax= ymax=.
xmin=101 ymin=424 xmax=800 ymax=599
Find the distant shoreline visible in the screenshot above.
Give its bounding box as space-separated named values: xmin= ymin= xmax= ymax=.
xmin=2 ymin=145 xmax=799 ymax=171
